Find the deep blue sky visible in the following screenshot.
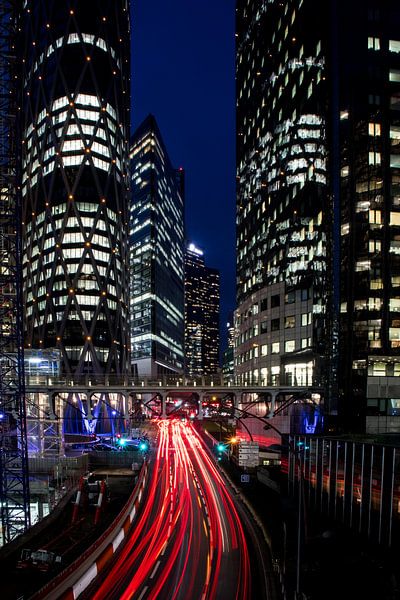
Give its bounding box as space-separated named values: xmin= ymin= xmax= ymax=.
xmin=131 ymin=1 xmax=236 ymax=351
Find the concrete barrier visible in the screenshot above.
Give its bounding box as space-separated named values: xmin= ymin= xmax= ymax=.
xmin=31 ymin=460 xmax=149 ymax=600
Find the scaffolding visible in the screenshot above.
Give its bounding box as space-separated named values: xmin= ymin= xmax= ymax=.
xmin=0 ymin=0 xmax=30 ymax=543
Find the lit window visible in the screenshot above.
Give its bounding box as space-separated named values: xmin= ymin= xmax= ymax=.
xmin=285 ymin=340 xmax=295 ymax=353
xmin=369 ymin=151 xmax=381 ymax=166
xmin=369 ymin=210 xmax=381 ymax=225
xmin=355 ymin=260 xmax=371 ymax=272
xmin=341 ymin=166 xmax=349 ymax=177
xmin=271 ymin=342 xmax=280 ymax=354
xmin=390 ymin=298 xmax=400 ymax=312
xmin=368 ymin=36 xmax=380 ymax=50
xmin=368 ymin=122 xmax=381 ymax=136
xmin=390 ymin=212 xmax=400 ymax=225
xmin=390 ymin=70 xmax=400 ymax=83
xmin=284 ymin=316 xmax=295 ymax=328
xmin=389 ymin=40 xmax=400 ymax=54
xmin=369 ymin=239 xmax=381 ymax=253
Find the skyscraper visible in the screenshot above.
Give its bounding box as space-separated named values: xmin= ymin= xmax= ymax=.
xmin=336 ymin=2 xmax=400 ymax=430
xmin=235 ymin=0 xmax=400 ymax=432
xmin=185 ymin=243 xmax=220 ymax=376
xmin=130 ymin=115 xmax=185 ymax=377
xmin=22 ymin=1 xmax=131 ymax=376
xmin=235 ymin=0 xmax=328 ymax=393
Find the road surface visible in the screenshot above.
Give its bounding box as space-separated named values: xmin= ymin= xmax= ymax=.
xmin=87 ymin=419 xmax=270 ymax=600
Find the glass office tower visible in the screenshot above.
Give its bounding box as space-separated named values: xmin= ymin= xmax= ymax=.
xmin=236 ymin=0 xmax=400 ymax=432
xmin=130 ymin=115 xmax=185 ymax=377
xmin=21 ymin=1 xmax=131 ymax=375
xmin=337 ymin=1 xmax=400 ymax=429
xmin=184 ymin=243 xmax=220 ymax=376
xmin=235 ymin=0 xmax=328 ymax=393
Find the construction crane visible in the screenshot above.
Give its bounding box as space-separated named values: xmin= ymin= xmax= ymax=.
xmin=0 ymin=0 xmax=30 ymax=544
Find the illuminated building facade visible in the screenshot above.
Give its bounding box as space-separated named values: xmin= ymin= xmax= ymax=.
xmin=337 ymin=1 xmax=400 ymax=429
xmin=236 ymin=0 xmax=400 ymax=431
xmin=235 ymin=0 xmax=328 ymax=392
xmin=184 ymin=244 xmax=220 ymax=376
xmin=22 ymin=1 xmax=131 ymax=375
xmin=130 ymin=115 xmax=185 ymax=377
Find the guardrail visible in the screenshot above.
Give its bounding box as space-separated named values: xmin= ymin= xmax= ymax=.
xmin=31 ymin=460 xmax=149 ymax=600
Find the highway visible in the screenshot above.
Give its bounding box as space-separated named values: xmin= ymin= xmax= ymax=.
xmin=85 ymin=419 xmax=269 ymax=600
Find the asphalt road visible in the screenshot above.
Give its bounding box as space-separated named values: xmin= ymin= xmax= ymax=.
xmin=86 ymin=419 xmax=262 ymax=600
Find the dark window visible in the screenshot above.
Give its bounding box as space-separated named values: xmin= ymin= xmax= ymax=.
xmin=271 ymin=294 xmax=280 ymax=308
xmin=261 ymin=297 xmax=268 ymax=311
xmin=285 ymin=291 xmax=295 ymax=304
xmin=271 ymin=318 xmax=280 ymax=331
xmin=261 ymin=320 xmax=268 ymax=334
xmin=301 ymin=288 xmax=310 ymax=301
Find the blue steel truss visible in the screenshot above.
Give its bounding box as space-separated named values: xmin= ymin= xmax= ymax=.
xmin=0 ymin=0 xmax=30 ymax=543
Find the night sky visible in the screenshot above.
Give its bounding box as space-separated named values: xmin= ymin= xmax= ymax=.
xmin=131 ymin=0 xmax=236 ymax=352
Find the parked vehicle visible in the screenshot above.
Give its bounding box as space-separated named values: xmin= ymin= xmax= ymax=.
xmin=17 ymin=549 xmax=62 ymax=573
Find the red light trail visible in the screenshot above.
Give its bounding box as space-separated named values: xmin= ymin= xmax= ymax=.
xmin=88 ymin=419 xmax=251 ymax=600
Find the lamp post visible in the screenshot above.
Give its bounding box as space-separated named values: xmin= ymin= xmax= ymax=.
xmin=218 ymin=398 xmax=306 ymax=599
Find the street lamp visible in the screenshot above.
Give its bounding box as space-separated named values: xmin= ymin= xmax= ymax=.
xmin=217 ymin=398 xmax=306 ymax=599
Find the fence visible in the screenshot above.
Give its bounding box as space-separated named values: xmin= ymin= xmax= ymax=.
xmin=286 ymin=435 xmax=400 ymax=547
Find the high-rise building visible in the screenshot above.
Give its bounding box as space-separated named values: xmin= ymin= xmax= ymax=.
xmin=235 ymin=0 xmax=328 ymax=393
xmin=129 ymin=115 xmax=185 ymax=377
xmin=336 ymin=2 xmax=400 ymax=430
xmin=185 ymin=243 xmax=220 ymax=376
xmin=235 ymin=0 xmax=400 ymax=431
xmin=22 ymin=1 xmax=131 ymax=376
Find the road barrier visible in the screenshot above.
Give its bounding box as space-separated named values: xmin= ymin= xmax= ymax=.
xmin=31 ymin=460 xmax=149 ymax=600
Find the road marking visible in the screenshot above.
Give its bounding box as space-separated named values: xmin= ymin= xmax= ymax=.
xmin=202 ymin=519 xmax=208 ymax=537
xmin=137 ymin=586 xmax=148 ymax=600
xmin=150 ymin=560 xmax=161 ymax=579
xmin=161 ymin=540 xmax=168 ymax=556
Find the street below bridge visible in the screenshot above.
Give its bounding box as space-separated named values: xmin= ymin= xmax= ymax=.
xmin=84 ymin=419 xmax=273 ymax=600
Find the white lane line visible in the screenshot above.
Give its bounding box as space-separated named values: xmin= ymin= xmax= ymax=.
xmin=150 ymin=560 xmax=161 ymax=579
xmin=137 ymin=586 xmax=148 ymax=600
xmin=160 ymin=541 xmax=168 ymax=556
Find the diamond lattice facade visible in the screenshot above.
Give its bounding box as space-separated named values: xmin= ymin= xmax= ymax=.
xmin=22 ymin=1 xmax=131 ymax=376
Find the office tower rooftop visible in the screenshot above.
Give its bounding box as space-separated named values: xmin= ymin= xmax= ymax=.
xmin=185 ymin=243 xmax=220 ymax=376
xmin=22 ymin=1 xmax=131 ymax=375
xmin=130 ymin=115 xmax=185 ymax=377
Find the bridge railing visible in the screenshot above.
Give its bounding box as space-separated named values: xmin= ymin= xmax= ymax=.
xmin=24 ymin=373 xmax=313 ymax=388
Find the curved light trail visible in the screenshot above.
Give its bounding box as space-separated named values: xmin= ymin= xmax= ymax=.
xmin=88 ymin=419 xmax=251 ymax=600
